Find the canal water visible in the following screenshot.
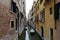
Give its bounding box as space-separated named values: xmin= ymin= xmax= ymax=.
xmin=25 ymin=27 xmax=30 ymax=40
xmin=18 ymin=27 xmax=41 ymax=40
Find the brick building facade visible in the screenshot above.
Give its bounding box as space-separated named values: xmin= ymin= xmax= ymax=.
xmin=0 ymin=0 xmax=18 ymax=40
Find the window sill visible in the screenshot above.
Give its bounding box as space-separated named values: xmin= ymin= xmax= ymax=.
xmin=10 ymin=11 xmax=16 ymax=14
xmin=10 ymin=27 xmax=15 ymax=30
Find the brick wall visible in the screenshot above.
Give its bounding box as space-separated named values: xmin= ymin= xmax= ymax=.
xmin=0 ymin=2 xmax=17 ymax=40
xmin=0 ymin=3 xmax=10 ymax=37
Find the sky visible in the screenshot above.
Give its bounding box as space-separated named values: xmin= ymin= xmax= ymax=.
xmin=26 ymin=0 xmax=33 ymax=19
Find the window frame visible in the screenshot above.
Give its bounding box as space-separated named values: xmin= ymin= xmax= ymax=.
xmin=11 ymin=0 xmax=17 ymax=13
xmin=41 ymin=26 xmax=44 ymax=37
xmin=50 ymin=7 xmax=52 ymax=16
xmin=10 ymin=20 xmax=15 ymax=30
xmin=11 ymin=21 xmax=14 ymax=28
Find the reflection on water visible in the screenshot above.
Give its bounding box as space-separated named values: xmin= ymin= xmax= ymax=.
xmin=18 ymin=26 xmax=41 ymax=40
xmin=25 ymin=27 xmax=30 ymax=40
xmin=25 ymin=30 xmax=30 ymax=40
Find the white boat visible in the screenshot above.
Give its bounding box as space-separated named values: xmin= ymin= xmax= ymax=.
xmin=30 ymin=28 xmax=35 ymax=33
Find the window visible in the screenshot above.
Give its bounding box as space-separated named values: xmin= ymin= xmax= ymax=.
xmin=11 ymin=0 xmax=17 ymax=13
xmin=40 ymin=0 xmax=43 ymax=4
xmin=50 ymin=7 xmax=52 ymax=15
xmin=50 ymin=28 xmax=53 ymax=40
xmin=32 ymin=13 xmax=33 ymax=16
xmin=31 ymin=18 xmax=33 ymax=21
xmin=23 ymin=2 xmax=24 ymax=4
xmin=11 ymin=21 xmax=14 ymax=28
xmin=41 ymin=26 xmax=44 ymax=37
xmin=40 ymin=9 xmax=45 ymax=22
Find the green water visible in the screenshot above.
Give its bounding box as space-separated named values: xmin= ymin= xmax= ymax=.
xmin=18 ymin=30 xmax=41 ymax=40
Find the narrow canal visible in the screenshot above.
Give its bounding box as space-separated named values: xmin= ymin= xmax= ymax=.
xmin=18 ymin=26 xmax=41 ymax=40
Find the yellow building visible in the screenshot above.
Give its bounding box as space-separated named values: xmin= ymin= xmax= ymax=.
xmin=33 ymin=0 xmax=56 ymax=40
xmin=33 ymin=0 xmax=40 ymax=32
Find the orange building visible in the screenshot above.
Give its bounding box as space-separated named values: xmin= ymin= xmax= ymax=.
xmin=33 ymin=0 xmax=56 ymax=40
